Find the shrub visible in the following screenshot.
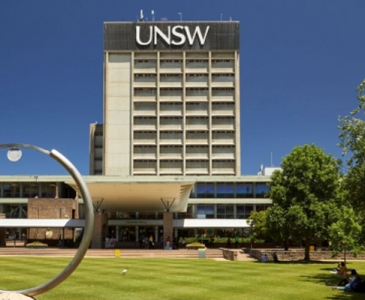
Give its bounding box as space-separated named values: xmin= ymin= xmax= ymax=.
xmin=26 ymin=241 xmax=48 ymax=248
xmin=186 ymin=243 xmax=205 ymax=249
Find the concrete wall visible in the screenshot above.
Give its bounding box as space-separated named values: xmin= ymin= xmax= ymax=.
xmin=104 ymin=53 xmax=131 ymax=175
xmin=249 ymin=249 xmax=365 ymax=261
xmin=222 ymin=248 xmax=238 ymax=261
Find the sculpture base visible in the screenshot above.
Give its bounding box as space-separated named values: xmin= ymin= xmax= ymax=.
xmin=0 ymin=293 xmax=36 ymax=300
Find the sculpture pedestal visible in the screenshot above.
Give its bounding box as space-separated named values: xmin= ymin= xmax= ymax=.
xmin=0 ymin=293 xmax=36 ymax=300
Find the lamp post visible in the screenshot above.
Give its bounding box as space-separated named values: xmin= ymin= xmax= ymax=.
xmin=178 ymin=12 xmax=182 ymax=21
xmin=0 ymin=144 xmax=94 ymax=299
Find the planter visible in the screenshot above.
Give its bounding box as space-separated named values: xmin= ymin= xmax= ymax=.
xmin=187 ymin=247 xmax=206 ymax=250
xmin=186 ymin=243 xmax=205 ymax=250
xmin=26 ymin=242 xmax=48 ymax=249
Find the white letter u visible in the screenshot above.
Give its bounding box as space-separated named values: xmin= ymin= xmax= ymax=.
xmin=136 ymin=26 xmax=153 ymax=45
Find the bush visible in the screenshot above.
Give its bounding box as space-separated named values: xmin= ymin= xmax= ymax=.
xmin=26 ymin=241 xmax=48 ymax=248
xmin=183 ymin=237 xmax=265 ymax=244
xmin=186 ymin=243 xmax=205 ymax=249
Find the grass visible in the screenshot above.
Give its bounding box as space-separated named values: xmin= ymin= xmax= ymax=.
xmin=0 ymin=257 xmax=364 ymax=299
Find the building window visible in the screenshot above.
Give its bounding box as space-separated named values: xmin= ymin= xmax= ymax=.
xmin=236 ymin=183 xmax=253 ymax=198
xmin=217 ymin=204 xmax=234 ymax=219
xmin=237 ymin=205 xmax=254 ymax=219
xmin=196 ymin=182 xmax=214 ymax=198
xmin=197 ymin=205 xmax=214 ymax=219
xmin=216 ymin=182 xmax=234 ymax=198
xmin=256 ymin=204 xmax=271 ymax=212
xmin=256 ymin=183 xmax=270 ymax=198
xmin=4 ymin=204 xmax=27 ymax=218
xmin=61 ymin=184 xmax=77 ymax=199
xmin=23 ymin=183 xmax=35 ymax=198
xmin=41 ymin=183 xmax=56 ymax=198
xmin=3 ymin=183 xmax=20 ymax=198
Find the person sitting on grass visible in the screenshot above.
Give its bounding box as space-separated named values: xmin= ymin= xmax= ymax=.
xmin=326 ymin=264 xmax=349 ymax=287
xmin=332 ymin=269 xmax=361 ymax=292
xmin=331 ymin=262 xmax=341 ymax=273
xmin=330 ymin=262 xmax=347 ymax=276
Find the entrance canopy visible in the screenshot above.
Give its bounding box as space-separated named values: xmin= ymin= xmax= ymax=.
xmin=0 ymin=219 xmax=85 ymax=228
xmin=66 ymin=177 xmax=194 ymax=213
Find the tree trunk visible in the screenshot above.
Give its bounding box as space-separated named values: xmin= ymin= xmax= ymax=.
xmin=283 ymin=239 xmax=289 ymax=251
xmin=344 ymin=249 xmax=347 ymax=265
xmin=304 ymin=239 xmax=310 ymax=261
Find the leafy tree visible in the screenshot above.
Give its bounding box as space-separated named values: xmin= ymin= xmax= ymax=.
xmin=267 ymin=144 xmax=341 ymax=261
xmin=265 ymin=204 xmax=292 ymax=250
xmin=328 ymin=206 xmax=363 ymax=264
xmin=338 ymin=79 xmax=365 ymax=239
xmin=247 ymin=210 xmax=268 ymax=246
xmin=339 ymin=79 xmax=365 ymax=169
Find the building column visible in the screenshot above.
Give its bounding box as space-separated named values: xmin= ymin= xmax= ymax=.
xmin=163 ymin=212 xmax=173 ymax=248
xmin=91 ymin=212 xmax=108 ymax=249
xmin=154 ymin=226 xmax=158 ymax=244
xmin=116 ymin=225 xmax=120 ymax=242
xmin=0 ymin=213 xmax=5 ymax=247
xmin=135 ymin=226 xmax=139 ymax=243
xmin=55 ymin=183 xmax=60 ymax=199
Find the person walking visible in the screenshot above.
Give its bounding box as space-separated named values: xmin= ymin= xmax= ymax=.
xmin=235 ymin=236 xmax=239 ymax=248
xmin=165 ymin=236 xmax=171 ymax=249
xmin=149 ymin=235 xmax=154 ymax=249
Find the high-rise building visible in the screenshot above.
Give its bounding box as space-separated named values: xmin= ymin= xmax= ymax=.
xmin=0 ymin=20 xmax=273 ymax=249
xmin=90 ymin=21 xmax=241 ymax=176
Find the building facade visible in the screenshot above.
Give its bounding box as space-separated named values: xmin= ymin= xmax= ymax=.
xmin=90 ymin=21 xmax=241 ymax=176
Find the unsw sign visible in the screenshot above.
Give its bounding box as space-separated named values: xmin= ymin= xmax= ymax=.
xmin=136 ymin=25 xmax=210 ymax=46
xmin=104 ymin=22 xmax=239 ymax=51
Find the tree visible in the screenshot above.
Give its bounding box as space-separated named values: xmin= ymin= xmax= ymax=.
xmin=267 ymin=144 xmax=341 ymax=261
xmin=265 ymin=204 xmax=292 ymax=251
xmin=338 ymin=79 xmax=365 ymax=240
xmin=328 ymin=206 xmax=363 ymax=264
xmin=247 ymin=210 xmax=268 ymax=247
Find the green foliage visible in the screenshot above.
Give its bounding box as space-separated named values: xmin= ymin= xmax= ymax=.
xmin=267 ymin=144 xmax=341 ymax=260
xmin=265 ymin=203 xmax=292 ymax=249
xmin=247 ymin=210 xmax=268 ymax=241
xmin=328 ymin=206 xmax=364 ymax=261
xmin=186 ymin=242 xmax=205 ymax=249
xmin=184 ymin=236 xmax=259 ymax=244
xmin=337 ymin=79 xmax=365 ymax=245
xmin=338 ymin=79 xmax=365 ymax=167
xmin=25 ymin=241 xmax=48 ymax=248
xmin=338 ymin=80 xmax=365 ymax=207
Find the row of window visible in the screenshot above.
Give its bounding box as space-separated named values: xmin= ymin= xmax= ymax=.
xmin=0 ymin=181 xmax=269 ymax=199
xmin=0 ymin=183 xmax=76 ymax=199
xmin=134 ymin=59 xmax=234 ymax=63
xmin=192 ymin=182 xmax=270 ymax=198
xmin=196 ymin=204 xmax=271 ymax=219
xmin=102 ymin=204 xmax=270 ymax=220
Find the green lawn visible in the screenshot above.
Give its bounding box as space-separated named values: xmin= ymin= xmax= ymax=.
xmin=0 ymin=257 xmax=364 ymax=299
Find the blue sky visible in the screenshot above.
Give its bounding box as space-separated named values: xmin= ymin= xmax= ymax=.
xmin=0 ymin=0 xmax=364 ymax=176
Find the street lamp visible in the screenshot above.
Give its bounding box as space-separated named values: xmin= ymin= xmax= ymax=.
xmin=0 ymin=143 xmax=94 ymax=299
xmin=178 ymin=12 xmax=182 ymax=21
xmin=7 ymin=147 xmax=22 ymax=162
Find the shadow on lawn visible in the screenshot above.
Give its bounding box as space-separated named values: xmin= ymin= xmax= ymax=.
xmin=299 ymin=271 xmax=363 ymax=300
xmin=252 ymin=260 xmax=336 ymax=265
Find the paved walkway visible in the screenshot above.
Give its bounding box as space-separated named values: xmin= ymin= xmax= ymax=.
xmin=0 ymin=247 xmax=225 ymax=259
xmin=0 ymin=246 xmax=260 ymax=261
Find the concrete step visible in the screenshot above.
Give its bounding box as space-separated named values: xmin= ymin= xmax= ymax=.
xmin=236 ymin=250 xmax=256 ymax=261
